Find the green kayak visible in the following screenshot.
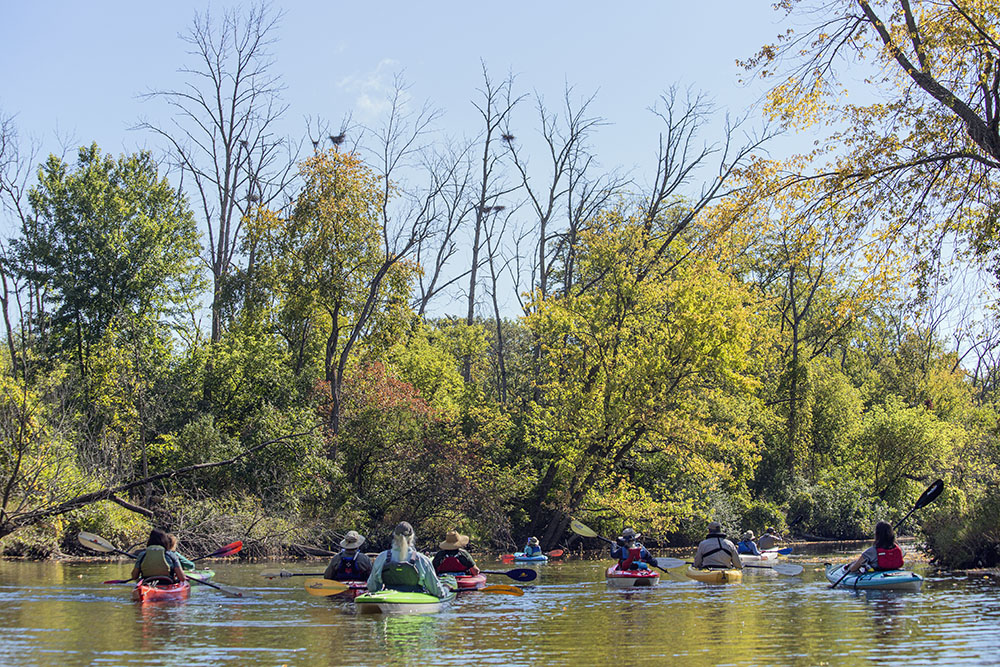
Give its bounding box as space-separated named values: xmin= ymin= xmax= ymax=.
xmin=355 ymin=589 xmax=456 ymax=614
xmin=187 ymin=569 xmax=215 ymax=582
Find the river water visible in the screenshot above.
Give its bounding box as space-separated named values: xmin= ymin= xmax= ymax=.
xmin=1 ymin=546 xmax=998 ymax=666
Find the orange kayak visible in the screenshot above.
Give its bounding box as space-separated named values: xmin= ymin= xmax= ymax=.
xmin=132 ymin=578 xmax=191 ymax=602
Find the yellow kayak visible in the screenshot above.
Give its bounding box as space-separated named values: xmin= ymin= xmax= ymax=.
xmin=685 ymin=566 xmax=742 ymax=584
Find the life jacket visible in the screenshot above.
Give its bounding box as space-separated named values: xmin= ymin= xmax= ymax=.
xmin=334 ymin=553 xmax=360 ymax=580
xmin=619 ymin=545 xmax=642 ymax=570
xmin=138 ymin=546 xmax=172 ymax=579
xmin=435 ymin=551 xmax=469 ymax=574
xmin=875 ymin=545 xmax=904 ymax=570
xmin=381 ymin=552 xmax=422 ymax=592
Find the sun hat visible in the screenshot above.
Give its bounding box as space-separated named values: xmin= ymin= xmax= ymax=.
xmin=741 ymin=530 xmax=754 ymax=541
xmin=439 ymin=530 xmax=470 ymax=550
xmin=707 ymin=521 xmax=724 ymax=535
xmin=620 ymin=527 xmax=642 ymax=541
xmin=340 ymin=530 xmax=366 ymax=549
xmin=528 ymin=536 xmax=539 ymax=545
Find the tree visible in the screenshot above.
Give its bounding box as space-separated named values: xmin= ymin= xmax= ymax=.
xmin=140 ymin=2 xmax=296 ymax=344
xmin=18 ymin=144 xmax=203 ymax=382
xmin=745 ymin=0 xmax=1000 ymax=283
xmin=251 ymin=150 xmax=415 ymax=437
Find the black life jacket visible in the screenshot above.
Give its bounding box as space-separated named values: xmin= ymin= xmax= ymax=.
xmin=381 ymin=551 xmax=422 ymax=592
xmin=334 ymin=554 xmax=359 ymax=580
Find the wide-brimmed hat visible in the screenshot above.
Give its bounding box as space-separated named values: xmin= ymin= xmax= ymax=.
xmin=741 ymin=530 xmax=754 ymax=541
xmin=340 ymin=530 xmax=365 ymax=549
xmin=765 ymin=526 xmax=777 ymax=534
xmin=620 ymin=528 xmax=642 ymax=541
xmin=528 ymin=536 xmax=539 ymax=545
xmin=440 ymin=530 xmax=470 ymax=550
xmin=707 ymin=521 xmax=724 ymax=535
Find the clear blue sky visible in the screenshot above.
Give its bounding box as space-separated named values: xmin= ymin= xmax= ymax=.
xmin=1 ymin=1 xmax=785 ymax=174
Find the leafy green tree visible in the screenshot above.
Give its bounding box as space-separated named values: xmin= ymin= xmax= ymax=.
xmin=19 ymin=144 xmax=202 ymax=380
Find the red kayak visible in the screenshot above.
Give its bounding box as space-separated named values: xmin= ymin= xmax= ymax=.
xmin=605 ymin=565 xmax=660 ymax=589
xmin=334 ymin=580 xmax=369 ymax=600
xmin=132 ymin=578 xmax=191 ymax=602
xmin=455 ymin=573 xmax=488 ymax=591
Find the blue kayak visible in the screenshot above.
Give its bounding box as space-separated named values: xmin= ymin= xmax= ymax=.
xmin=513 ymin=552 xmax=548 ymax=562
xmin=825 ymin=564 xmax=923 ymax=591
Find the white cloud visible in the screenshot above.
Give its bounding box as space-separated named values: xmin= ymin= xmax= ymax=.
xmin=338 ymin=59 xmax=402 ymax=120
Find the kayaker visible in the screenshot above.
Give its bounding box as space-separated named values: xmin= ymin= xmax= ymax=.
xmin=165 ymin=533 xmax=197 ymax=570
xmin=736 ymin=531 xmax=761 ymax=555
xmin=324 ymin=530 xmax=373 ymax=581
xmin=847 ymin=521 xmax=904 ymax=573
xmin=131 ymin=528 xmax=188 ymax=583
xmin=757 ymin=527 xmax=784 ymax=550
xmin=693 ymin=521 xmax=742 ymax=570
xmin=610 ymin=528 xmax=656 ymax=570
xmin=432 ymin=530 xmax=481 ymax=575
xmin=522 ymin=536 xmax=543 ymax=557
xmin=367 ymin=522 xmax=450 ymax=598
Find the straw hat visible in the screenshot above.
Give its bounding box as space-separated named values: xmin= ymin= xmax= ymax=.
xmin=528 ymin=536 xmax=539 ymax=545
xmin=741 ymin=530 xmax=755 ymax=541
xmin=439 ymin=530 xmax=470 ymax=550
xmin=339 ymin=530 xmax=365 ymax=549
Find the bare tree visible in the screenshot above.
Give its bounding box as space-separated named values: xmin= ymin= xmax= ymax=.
xmin=138 ymin=2 xmax=297 ymax=345
xmin=463 ymin=66 xmax=524 ymax=380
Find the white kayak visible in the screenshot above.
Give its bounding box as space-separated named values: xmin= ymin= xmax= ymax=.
xmin=825 ymin=564 xmax=923 ymax=592
xmin=739 ymin=551 xmax=780 ymax=567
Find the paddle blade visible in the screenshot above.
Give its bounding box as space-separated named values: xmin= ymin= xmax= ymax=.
xmin=771 ymin=563 xmax=804 ymax=576
xmin=303 ymin=578 xmax=349 ymax=597
xmin=655 ymin=557 xmax=686 ymax=570
xmin=500 ymin=554 xmax=515 ymax=564
xmin=480 ymin=585 xmax=524 ymax=596
xmin=569 ymin=519 xmax=598 ymax=538
xmin=775 ymin=547 xmax=793 ymax=555
xmin=914 ymin=479 xmax=945 ymax=510
xmin=103 ymin=579 xmax=134 ymax=584
xmin=546 ymin=549 xmax=565 ymax=558
xmin=199 ymin=541 xmax=243 ymax=560
xmin=503 ymin=568 xmax=537 ymax=582
xmin=190 ymin=578 xmax=257 ymax=598
xmin=78 ymin=532 xmax=117 ymax=553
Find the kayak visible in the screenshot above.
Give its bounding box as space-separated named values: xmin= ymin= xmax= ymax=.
xmin=328 ymin=580 xmax=369 ymax=600
xmin=132 ymin=578 xmax=191 ymax=602
xmin=513 ymin=552 xmax=548 ymax=562
xmin=455 ymin=573 xmax=488 ymax=591
xmin=186 ymin=569 xmax=215 ymax=581
xmin=605 ymin=565 xmax=660 ymax=589
xmin=685 ymin=567 xmax=743 ymax=584
xmin=355 ymin=589 xmax=457 ymax=614
xmin=739 ymin=551 xmax=779 ymax=566
xmin=825 ymin=564 xmax=923 ymax=592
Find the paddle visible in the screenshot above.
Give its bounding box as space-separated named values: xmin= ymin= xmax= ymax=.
xmin=500 ymin=548 xmax=565 ymax=563
xmin=569 ymin=518 xmax=676 ymax=574
xmin=831 ymin=478 xmax=944 ymax=589
xmin=193 ymin=541 xmax=243 ymax=561
xmin=303 ymin=578 xmax=349 ymax=596
xmin=78 ymin=532 xmax=135 ymax=558
xmin=479 ymin=568 xmax=538 ymax=582
xmin=655 ymin=557 xmax=804 ymax=576
xmin=189 ymin=577 xmax=258 ymax=598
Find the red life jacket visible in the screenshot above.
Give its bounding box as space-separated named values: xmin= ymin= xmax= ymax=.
xmin=435 ymin=553 xmax=469 ymax=574
xmin=620 ymin=546 xmax=642 ymax=570
xmin=876 ymin=545 xmax=903 ymax=570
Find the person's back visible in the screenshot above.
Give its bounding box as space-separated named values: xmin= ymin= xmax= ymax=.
xmin=736 ymin=531 xmax=760 ymax=555
xmin=433 ymin=530 xmax=479 ymax=574
xmin=757 ymin=527 xmax=783 ymax=551
xmin=523 ymin=537 xmax=542 ymax=556
xmin=850 ymin=521 xmax=904 ymax=573
xmin=131 ymin=529 xmax=186 ymax=583
xmin=368 ymin=522 xmax=449 ymax=598
xmin=325 ymin=531 xmax=372 ymax=581
xmin=693 ymin=522 xmax=742 ymax=570
xmin=610 ymin=528 xmax=654 ymax=570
